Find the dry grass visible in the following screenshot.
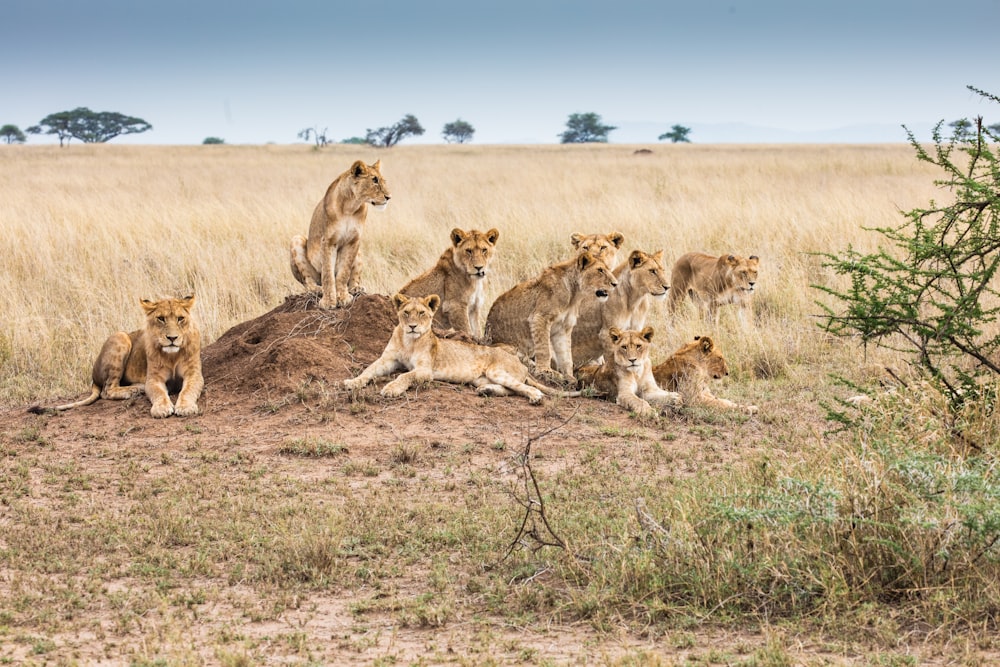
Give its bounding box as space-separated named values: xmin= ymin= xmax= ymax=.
xmin=0 ymin=142 xmax=938 ymax=404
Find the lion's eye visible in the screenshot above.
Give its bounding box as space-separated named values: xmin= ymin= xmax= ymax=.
xmin=177 ymin=317 xmax=185 ymax=324
xmin=157 ymin=317 xmax=165 ymax=324
xmin=466 ymin=249 xmax=473 ymax=255
xmin=373 ymin=177 xmax=380 ymax=184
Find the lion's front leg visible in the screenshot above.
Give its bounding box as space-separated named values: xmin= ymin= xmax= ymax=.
xmin=334 ymin=238 xmax=362 ymax=307
xmin=319 ymin=237 xmax=341 ymax=310
xmin=381 ymin=368 xmax=432 ymax=397
xmin=146 ymin=377 xmax=174 ymax=418
xmin=343 ymin=354 xmax=402 ymax=391
xmin=528 ymin=314 xmax=557 ymax=377
xmin=639 ymin=373 xmax=682 ymax=409
xmin=550 ymin=323 xmax=576 ymax=379
xmin=173 ymin=364 xmax=204 ymax=417
xmin=348 ymin=248 xmax=365 ymax=296
xmin=617 ymin=391 xmax=656 ymax=419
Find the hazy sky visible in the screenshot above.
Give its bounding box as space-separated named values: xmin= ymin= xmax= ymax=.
xmin=6 ymin=0 xmax=1000 ymax=144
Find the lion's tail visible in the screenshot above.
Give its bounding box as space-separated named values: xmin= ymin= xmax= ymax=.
xmin=28 ymin=385 xmax=102 ymax=414
xmin=525 ymin=375 xmax=582 ymax=398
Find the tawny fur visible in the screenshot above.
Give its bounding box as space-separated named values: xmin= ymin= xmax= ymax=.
xmin=572 ymin=249 xmax=670 ymax=368
xmin=399 ymin=227 xmax=499 ymax=337
xmin=576 ymin=326 xmax=682 ymax=418
xmin=652 ymin=335 xmax=758 ymax=414
xmin=38 ymin=295 xmax=204 ymax=418
xmin=667 ymin=252 xmax=759 ymax=325
xmin=343 ymin=293 xmax=581 ymax=403
xmin=570 ymin=231 xmax=625 ymax=266
xmin=290 ymin=160 xmax=391 ymax=309
xmin=484 ymin=251 xmax=618 ymax=380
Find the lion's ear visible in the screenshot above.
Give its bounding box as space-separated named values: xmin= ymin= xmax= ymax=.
xmin=424 ymin=294 xmax=441 ymax=312
xmin=179 ymin=294 xmax=195 ymax=309
xmin=629 ymin=250 xmax=644 ymax=269
xmin=700 ymin=336 xmax=714 ymax=352
xmin=570 ymin=233 xmax=584 ymax=249
xmin=608 ymin=327 xmax=623 ymax=343
xmin=392 ymin=293 xmax=409 ymax=310
xmin=351 ymin=160 xmax=366 ymax=178
xmin=652 ymin=250 xmax=665 ymax=263
xmin=577 ymin=252 xmax=595 ymax=270
xmin=371 ymin=159 xmax=381 ymax=172
xmin=726 ymin=254 xmax=739 ymax=265
xmin=450 ymin=228 xmax=466 ymax=247
xmin=609 ymin=232 xmax=625 ymax=249
xmin=140 ymin=298 xmax=157 ymax=315
xmin=486 ymin=228 xmax=500 ymax=245
xmin=641 ymin=326 xmax=655 ymax=343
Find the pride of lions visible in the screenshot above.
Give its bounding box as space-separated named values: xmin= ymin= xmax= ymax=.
xmin=41 ymin=159 xmax=758 ymax=419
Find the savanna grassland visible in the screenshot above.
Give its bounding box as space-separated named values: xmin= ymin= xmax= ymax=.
xmin=1 ymin=143 xmax=998 ymax=666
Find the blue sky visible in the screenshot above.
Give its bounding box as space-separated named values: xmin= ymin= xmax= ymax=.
xmin=5 ymin=0 xmax=1000 ymax=144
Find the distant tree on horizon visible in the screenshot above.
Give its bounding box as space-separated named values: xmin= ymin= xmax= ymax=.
xmin=365 ymin=114 xmax=424 ymax=147
xmin=559 ymin=112 xmax=616 ymax=143
xmin=949 ymin=118 xmax=974 ymax=139
xmin=298 ymin=126 xmax=329 ymax=147
xmin=659 ymin=124 xmax=692 ymax=143
xmin=442 ymin=119 xmax=475 ymax=143
xmin=1 ymin=124 xmax=26 ymax=144
xmin=340 ymin=136 xmax=367 ymax=145
xmin=27 ymin=108 xmax=151 ymax=145
xmin=203 ymin=137 xmax=225 ymax=145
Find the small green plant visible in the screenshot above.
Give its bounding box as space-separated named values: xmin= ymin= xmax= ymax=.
xmin=278 ymin=438 xmax=347 ymax=458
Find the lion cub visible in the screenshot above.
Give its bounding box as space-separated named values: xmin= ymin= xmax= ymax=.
xmin=343 ymin=293 xmax=580 ymax=404
xmin=399 ymin=227 xmax=500 ymax=337
xmin=572 ymin=249 xmax=670 ymax=368
xmin=484 ymin=251 xmax=618 ymax=380
xmin=652 ymin=336 xmax=758 ymax=414
xmin=576 ymin=326 xmax=682 ymax=418
xmin=667 ymin=252 xmax=759 ymax=325
xmin=36 ymin=295 xmax=204 ymax=418
xmin=290 ymin=159 xmax=391 ymax=309
xmin=571 ymin=231 xmax=625 ymax=266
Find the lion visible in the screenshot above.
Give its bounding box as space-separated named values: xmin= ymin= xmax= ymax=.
xmin=570 ymin=231 xmax=625 ymax=266
xmin=667 ymin=252 xmax=759 ymax=325
xmin=571 ymin=249 xmax=670 ymax=368
xmin=290 ymin=159 xmax=391 ymax=309
xmin=652 ymin=335 xmax=758 ymax=414
xmin=398 ymin=227 xmax=500 ymax=337
xmin=576 ymin=327 xmax=682 ymax=418
xmin=484 ymin=251 xmax=618 ymax=380
xmin=33 ymin=295 xmax=204 ymax=418
xmin=343 ymin=293 xmax=581 ymax=403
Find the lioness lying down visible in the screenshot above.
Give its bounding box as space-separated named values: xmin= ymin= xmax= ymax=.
xmin=343 ymin=293 xmax=581 ymax=404
xmin=32 ymin=295 xmax=204 ymax=418
xmin=652 ymin=335 xmax=758 ymax=414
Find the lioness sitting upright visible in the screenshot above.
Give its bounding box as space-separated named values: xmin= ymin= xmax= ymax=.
xmin=576 ymin=326 xmax=682 ymax=418
xmin=484 ymin=251 xmax=618 ymax=380
xmin=343 ymin=293 xmax=580 ymax=404
xmin=34 ymin=295 xmax=204 ymax=418
xmin=399 ymin=227 xmax=500 ymax=337
xmin=652 ymin=335 xmax=758 ymax=414
xmin=667 ymin=252 xmax=759 ymax=325
xmin=290 ymin=160 xmax=391 ymax=309
xmin=571 ymin=249 xmax=670 ymax=368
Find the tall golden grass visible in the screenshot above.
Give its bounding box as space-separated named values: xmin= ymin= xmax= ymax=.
xmin=0 ymin=142 xmax=942 ymax=404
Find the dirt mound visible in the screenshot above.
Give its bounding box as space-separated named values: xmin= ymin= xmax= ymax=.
xmin=201 ymin=292 xmax=397 ymax=400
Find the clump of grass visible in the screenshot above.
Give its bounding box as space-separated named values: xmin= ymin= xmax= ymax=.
xmin=278 ymin=437 xmax=347 ymax=458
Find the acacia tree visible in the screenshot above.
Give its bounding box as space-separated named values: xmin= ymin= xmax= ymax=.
xmin=1 ymin=124 xmax=26 ymax=144
xmin=365 ymin=114 xmax=424 ymax=147
xmin=659 ymin=124 xmax=692 ymax=143
xmin=816 ymin=86 xmax=1000 ymax=406
xmin=559 ymin=112 xmax=616 ymax=143
xmin=298 ymin=126 xmax=328 ymax=147
xmin=442 ymin=119 xmax=475 ymax=143
xmin=28 ymin=108 xmax=151 ymax=145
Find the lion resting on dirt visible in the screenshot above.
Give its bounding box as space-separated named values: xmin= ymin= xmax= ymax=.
xmin=399 ymin=227 xmax=500 ymax=337
xmin=484 ymin=251 xmax=617 ymax=380
xmin=343 ymin=293 xmax=581 ymax=404
xmin=576 ymin=327 xmax=682 ymax=418
xmin=37 ymin=295 xmax=204 ymax=418
xmin=652 ymin=336 xmax=758 ymax=414
xmin=290 ymin=159 xmax=391 ymax=309
xmin=571 ymin=231 xmax=625 ymax=266
xmin=667 ymin=252 xmax=759 ymax=324
xmin=572 ymin=249 xmax=670 ymax=368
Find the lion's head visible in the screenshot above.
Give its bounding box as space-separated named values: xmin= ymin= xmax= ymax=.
xmin=576 ymin=251 xmax=618 ymax=302
xmin=450 ymin=227 xmax=500 ymax=279
xmin=722 ymin=254 xmax=759 ymax=296
xmin=141 ymin=295 xmax=197 ymax=355
xmin=624 ymin=249 xmax=670 ymax=298
xmin=348 ymin=159 xmax=391 ymax=210
xmin=392 ymin=292 xmax=439 ymax=338
xmin=607 ymin=326 xmax=655 ymax=374
xmin=571 ymin=231 xmax=625 ymax=266
xmin=655 ymin=336 xmax=729 ymax=392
